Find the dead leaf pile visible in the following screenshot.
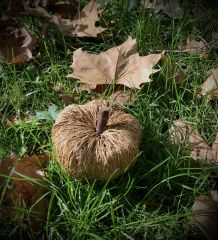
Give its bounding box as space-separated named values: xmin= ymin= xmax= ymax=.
xmin=191 ymin=191 xmax=218 ymax=240
xmin=0 ymin=153 xmax=49 ymax=230
xmin=170 ymin=119 xmax=218 ymax=165
xmin=0 ymin=13 xmax=35 ymax=64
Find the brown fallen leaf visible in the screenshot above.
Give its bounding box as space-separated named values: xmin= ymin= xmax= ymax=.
xmin=60 ymin=94 xmax=80 ymax=105
xmin=0 ymin=153 xmax=49 ymax=230
xmin=69 ymin=37 xmax=162 ymax=89
xmin=56 ymin=0 xmax=107 ymax=37
xmin=155 ymin=0 xmax=182 ymax=19
xmin=21 ymin=0 xmax=53 ymax=20
xmin=52 ymin=1 xmax=79 ymax=19
xmin=10 ymin=1 xmax=107 ymax=38
xmin=140 ymin=0 xmax=153 ymax=9
xmin=5 ymin=0 xmax=25 ymax=16
xmin=200 ymin=66 xmax=218 ymax=100
xmin=141 ymin=0 xmax=182 ymax=18
xmin=191 ymin=191 xmax=218 ymax=240
xmin=179 ymin=36 xmax=208 ymax=54
xmin=162 ymin=55 xmax=187 ymax=87
xmin=2 ymin=114 xmax=22 ymax=128
xmin=0 ymin=13 xmax=36 ymax=64
xmin=171 ymin=63 xmax=187 ymax=87
xmin=84 ymin=83 xmax=138 ymax=106
xmin=21 ymin=1 xmax=70 ymax=22
xmin=109 ymin=87 xmax=138 ymax=106
xmin=212 ymin=32 xmax=218 ymax=45
xmin=170 ymin=120 xmax=218 ymax=164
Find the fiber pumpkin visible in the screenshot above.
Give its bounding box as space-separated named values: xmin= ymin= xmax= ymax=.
xmin=52 ymin=100 xmax=141 ymax=180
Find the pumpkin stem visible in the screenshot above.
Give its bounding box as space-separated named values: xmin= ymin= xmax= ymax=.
xmin=96 ymin=107 xmax=110 ymax=134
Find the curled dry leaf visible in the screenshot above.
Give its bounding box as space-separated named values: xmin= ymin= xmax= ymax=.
xmin=56 ymin=0 xmax=107 ymax=37
xmin=0 ymin=13 xmax=35 ymax=64
xmin=200 ymin=66 xmax=218 ymax=100
xmin=69 ymin=37 xmax=162 ymax=89
xmin=191 ymin=191 xmax=218 ymax=240
xmin=0 ymin=153 xmax=49 ymax=230
xmin=170 ymin=120 xmax=218 ymax=164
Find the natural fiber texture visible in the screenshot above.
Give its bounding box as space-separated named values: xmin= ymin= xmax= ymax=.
xmin=52 ymin=100 xmax=142 ymax=180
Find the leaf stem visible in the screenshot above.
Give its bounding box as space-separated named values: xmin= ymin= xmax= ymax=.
xmin=96 ymin=107 xmax=110 ymax=134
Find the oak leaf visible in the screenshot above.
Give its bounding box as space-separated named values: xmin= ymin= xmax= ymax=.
xmin=69 ymin=37 xmax=162 ymax=89
xmin=0 ymin=153 xmax=49 ymax=230
xmin=170 ymin=120 xmax=218 ymax=165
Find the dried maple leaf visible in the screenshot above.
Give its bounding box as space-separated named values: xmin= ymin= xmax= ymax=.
xmin=0 ymin=13 xmax=35 ymax=64
xmin=56 ymin=0 xmax=107 ymax=37
xmin=191 ymin=191 xmax=218 ymax=240
xmin=10 ymin=1 xmax=107 ymax=38
xmin=170 ymin=120 xmax=218 ymax=164
xmin=0 ymin=153 xmax=49 ymax=230
xmin=200 ymin=66 xmax=218 ymax=100
xmin=9 ymin=1 xmax=78 ymax=27
xmin=69 ymin=37 xmax=162 ymax=89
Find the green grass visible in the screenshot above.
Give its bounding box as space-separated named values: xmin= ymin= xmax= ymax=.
xmin=0 ymin=0 xmax=218 ymax=239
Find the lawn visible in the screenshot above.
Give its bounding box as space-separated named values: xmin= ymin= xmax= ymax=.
xmin=0 ymin=0 xmax=218 ymax=239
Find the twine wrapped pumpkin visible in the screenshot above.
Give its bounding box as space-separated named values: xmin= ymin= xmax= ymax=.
xmin=52 ymin=100 xmax=142 ymax=180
